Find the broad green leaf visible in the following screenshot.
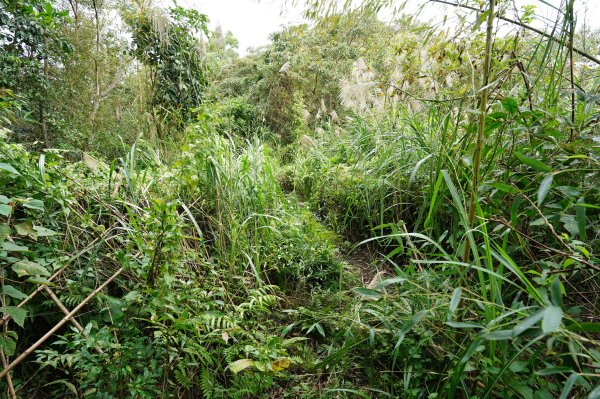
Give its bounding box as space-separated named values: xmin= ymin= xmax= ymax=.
xmin=530 ymin=217 xmax=546 ymax=226
xmin=0 ymin=224 xmax=10 ymax=241
xmin=449 ymin=287 xmax=462 ymax=315
xmin=542 ymin=306 xmax=563 ymax=334
xmin=515 ymin=153 xmax=552 ymax=172
xmin=537 ymin=174 xmax=553 ymax=205
xmin=500 ymin=97 xmax=519 ymax=114
xmin=33 ymin=225 xmax=58 ymax=237
xmin=409 ymin=154 xmax=432 ymax=187
xmin=0 ymin=162 xmax=21 ymax=176
xmin=12 ymin=259 xmax=50 ymax=277
xmin=0 ymin=204 xmax=12 ymax=216
xmin=393 ymin=310 xmax=429 ymax=349
xmin=473 ymin=9 xmax=490 ymax=31
xmin=15 ymin=221 xmax=37 ymax=239
xmin=509 ymin=360 xmax=528 ymax=373
xmin=401 ymin=310 xmax=428 ymax=335
xmin=45 ymin=380 xmax=78 ymax=395
xmin=2 ymin=285 xmax=28 ymax=300
xmin=353 ymin=287 xmax=382 ymax=300
xmin=281 ymin=323 xmax=295 ymax=336
xmin=21 ymin=199 xmax=44 ymax=211
xmin=229 ymin=358 xmax=254 ymax=373
xmin=1 ymin=242 xmax=28 ymax=252
xmin=424 ymin=171 xmax=444 ymax=228
xmin=25 ymin=277 xmax=54 ymax=285
xmin=0 ymin=334 xmax=16 ymax=356
xmin=573 ymin=202 xmax=600 ymax=210
xmin=0 ymin=306 xmax=27 ymax=327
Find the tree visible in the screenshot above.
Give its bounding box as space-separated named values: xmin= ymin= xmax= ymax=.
xmin=0 ymin=0 xmax=71 ymax=146
xmin=128 ymin=4 xmax=209 ymax=138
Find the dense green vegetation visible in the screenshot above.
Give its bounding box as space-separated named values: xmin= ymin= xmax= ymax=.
xmin=0 ymin=0 xmax=599 ymax=397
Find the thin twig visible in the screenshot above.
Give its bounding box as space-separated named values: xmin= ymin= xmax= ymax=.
xmin=491 ymin=217 xmax=599 ymax=272
xmin=429 ymin=0 xmax=600 ymax=65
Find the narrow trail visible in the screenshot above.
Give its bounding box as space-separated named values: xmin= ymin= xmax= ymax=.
xmin=294 ymin=196 xmax=386 ymax=289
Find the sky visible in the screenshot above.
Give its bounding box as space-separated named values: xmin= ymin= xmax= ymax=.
xmin=178 ymin=0 xmax=304 ymax=54
xmin=177 ymin=0 xmax=600 ymax=56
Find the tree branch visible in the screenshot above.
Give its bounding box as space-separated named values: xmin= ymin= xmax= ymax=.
xmin=429 ymin=0 xmax=600 ymax=65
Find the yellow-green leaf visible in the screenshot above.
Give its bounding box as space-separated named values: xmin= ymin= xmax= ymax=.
xmin=271 ymin=358 xmax=292 ymax=371
xmin=229 ymin=358 xmax=254 ymax=374
xmin=12 ymin=259 xmax=50 ymax=277
xmin=15 ymin=221 xmax=37 ymax=239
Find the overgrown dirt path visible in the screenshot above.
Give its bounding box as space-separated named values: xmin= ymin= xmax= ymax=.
xmin=294 ymin=197 xmax=386 ymax=289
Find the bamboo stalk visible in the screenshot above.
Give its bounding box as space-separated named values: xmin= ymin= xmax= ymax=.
xmin=42 ymin=286 xmax=105 ymax=354
xmin=1 ymin=356 xmax=16 ymax=399
xmin=0 ymin=268 xmax=123 ymax=379
xmin=463 ymin=0 xmax=495 ymax=263
xmin=1 ymin=349 xmax=16 ymax=398
xmin=0 ymin=264 xmax=68 ymax=328
xmin=0 ymin=236 xmax=103 ymax=328
xmin=42 ymin=287 xmax=86 ymax=334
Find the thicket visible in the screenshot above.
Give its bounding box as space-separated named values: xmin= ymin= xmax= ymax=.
xmin=0 ymin=0 xmax=599 ymax=398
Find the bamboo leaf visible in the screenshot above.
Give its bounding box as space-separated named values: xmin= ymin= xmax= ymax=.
xmin=0 ymin=162 xmax=21 ymax=176
xmin=512 ymin=309 xmax=545 ymax=338
xmin=449 ymin=287 xmax=462 ymax=315
xmin=353 ymin=287 xmax=383 ymax=300
xmin=515 ymin=153 xmax=552 ymax=172
xmin=551 ymin=277 xmax=563 ymax=307
xmin=542 ymin=306 xmax=563 ymax=334
xmin=537 ymin=174 xmax=553 ymax=205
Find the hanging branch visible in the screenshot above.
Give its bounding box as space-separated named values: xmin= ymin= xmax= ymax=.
xmin=429 ymin=0 xmax=600 ymax=65
xmin=463 ymin=0 xmax=495 ymax=263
